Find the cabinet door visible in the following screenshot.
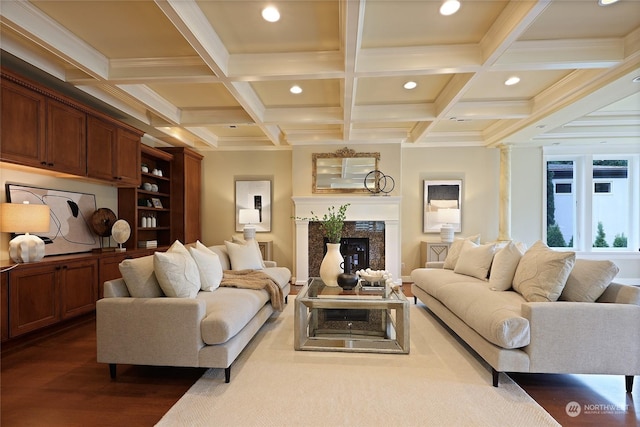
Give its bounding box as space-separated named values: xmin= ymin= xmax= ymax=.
xmin=114 ymin=128 xmax=141 ymax=185
xmin=0 ymin=78 xmax=46 ymax=167
xmin=1 ymin=273 xmax=9 ymax=342
xmin=60 ymin=259 xmax=98 ymax=319
xmin=46 ymin=99 xmax=87 ymax=176
xmin=183 ymin=151 xmax=202 ymax=243
xmin=9 ymin=264 xmax=59 ymax=337
xmin=87 ymin=115 xmax=116 ymax=181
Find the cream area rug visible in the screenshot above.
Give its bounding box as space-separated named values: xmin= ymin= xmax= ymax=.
xmin=157 ymin=297 xmax=560 ymax=427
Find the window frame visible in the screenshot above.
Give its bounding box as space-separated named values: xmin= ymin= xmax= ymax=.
xmin=543 ymin=146 xmax=639 ymax=254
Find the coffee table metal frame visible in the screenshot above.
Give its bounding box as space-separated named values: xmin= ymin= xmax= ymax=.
xmin=294 ymin=277 xmax=410 ymax=354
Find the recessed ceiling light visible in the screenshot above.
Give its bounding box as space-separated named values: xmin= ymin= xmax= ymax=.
xmin=598 ymin=0 xmax=620 ymax=6
xmin=290 ymin=85 xmax=302 ymax=94
xmin=504 ymin=76 xmax=520 ymax=86
xmin=403 ymin=81 xmax=417 ymax=90
xmin=440 ymin=0 xmax=461 ymax=16
xmin=262 ymin=6 xmax=280 ymax=22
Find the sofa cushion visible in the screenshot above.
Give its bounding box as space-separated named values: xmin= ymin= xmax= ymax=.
xmin=118 ymin=255 xmax=163 ymax=298
xmin=454 ymin=241 xmax=496 ymax=280
xmin=434 ymin=281 xmax=530 ymax=349
xmin=198 ymin=287 xmax=270 ymax=345
xmin=154 ymin=240 xmax=201 ymax=298
xmin=189 ymin=241 xmax=223 ymax=292
xmin=225 ymin=240 xmax=264 ymax=270
xmin=209 ymin=245 xmax=232 ymax=270
xmin=512 ymin=241 xmax=575 ymax=302
xmin=488 ymin=241 xmax=524 ymax=291
xmin=443 ymin=234 xmax=481 ymax=270
xmin=232 ymin=236 xmax=266 ymax=268
xmin=559 ymin=259 xmax=619 ymax=303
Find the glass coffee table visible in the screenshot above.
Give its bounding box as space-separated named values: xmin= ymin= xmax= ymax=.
xmin=294 ymin=277 xmax=409 ymax=354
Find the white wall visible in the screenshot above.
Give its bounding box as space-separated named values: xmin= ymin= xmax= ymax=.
xmin=511 ymin=147 xmax=544 ymax=246
xmin=400 ymin=146 xmax=500 ymax=277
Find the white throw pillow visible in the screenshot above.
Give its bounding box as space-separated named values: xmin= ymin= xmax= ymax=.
xmin=189 ymin=241 xmax=223 ymax=292
xmin=153 ymin=240 xmax=201 ymax=298
xmin=225 ymin=240 xmax=264 ymax=270
xmin=512 ymin=241 xmax=575 ymax=302
xmin=232 ymin=236 xmax=266 ymax=268
xmin=118 ymin=255 xmax=163 ymax=298
xmin=443 ymin=234 xmax=481 ymax=270
xmin=559 ymin=259 xmax=619 ymax=302
xmin=454 ymin=241 xmax=497 ymax=281
xmin=488 ymin=241 xmax=524 ymax=291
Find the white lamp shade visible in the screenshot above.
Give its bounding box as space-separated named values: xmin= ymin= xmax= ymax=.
xmin=437 ymin=208 xmax=460 ymax=225
xmin=1 ymin=203 xmax=50 ymax=233
xmin=239 ymin=209 xmax=260 ymax=225
xmin=1 ymin=202 xmax=51 ymax=263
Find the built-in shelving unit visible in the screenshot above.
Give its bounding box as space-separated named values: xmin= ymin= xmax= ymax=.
xmin=118 ymin=145 xmax=174 ymax=250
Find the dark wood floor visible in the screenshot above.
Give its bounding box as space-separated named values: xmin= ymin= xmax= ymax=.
xmin=1 ymin=285 xmax=638 ymax=426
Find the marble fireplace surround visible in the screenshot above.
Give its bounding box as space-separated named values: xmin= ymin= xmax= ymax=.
xmin=292 ymin=196 xmax=401 ymax=286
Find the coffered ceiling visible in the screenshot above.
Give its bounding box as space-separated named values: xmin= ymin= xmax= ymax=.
xmin=1 ymin=0 xmax=639 ymax=151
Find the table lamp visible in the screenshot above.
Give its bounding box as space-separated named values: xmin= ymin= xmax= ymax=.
xmin=1 ymin=202 xmax=51 ymax=263
xmin=239 ymin=208 xmax=260 ymax=240
xmin=437 ymin=208 xmax=460 ymax=243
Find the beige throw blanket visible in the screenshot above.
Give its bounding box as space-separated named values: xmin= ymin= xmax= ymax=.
xmin=221 ymin=270 xmax=284 ymax=312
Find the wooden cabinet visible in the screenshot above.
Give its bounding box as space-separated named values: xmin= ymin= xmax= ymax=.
xmin=45 ymin=98 xmax=87 ymax=176
xmin=162 ymin=147 xmax=203 ymax=244
xmin=87 ymin=115 xmax=141 ymax=185
xmin=1 ymin=68 xmax=142 ymax=184
xmin=1 ymin=272 xmax=9 ymax=342
xmin=7 ymin=258 xmax=98 ymax=338
xmin=119 ymin=145 xmax=174 ymax=250
xmin=0 ymin=77 xmax=46 ymax=167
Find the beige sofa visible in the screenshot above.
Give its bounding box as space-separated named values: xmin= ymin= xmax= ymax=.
xmin=411 ymin=239 xmax=640 ymax=391
xmin=97 ymin=241 xmax=291 ymax=383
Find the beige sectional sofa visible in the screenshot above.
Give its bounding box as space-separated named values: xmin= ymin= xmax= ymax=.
xmin=411 ymin=239 xmax=640 ymax=391
xmin=97 ymin=240 xmax=291 ymax=383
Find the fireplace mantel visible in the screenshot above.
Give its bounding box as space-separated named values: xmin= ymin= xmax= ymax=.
xmin=292 ymin=196 xmax=401 ymax=285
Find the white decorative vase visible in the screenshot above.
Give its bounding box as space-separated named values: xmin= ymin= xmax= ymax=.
xmin=319 ymin=243 xmax=344 ymax=287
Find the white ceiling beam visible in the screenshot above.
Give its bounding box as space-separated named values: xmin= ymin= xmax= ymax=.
xmin=264 ymin=107 xmax=343 ymax=124
xmin=180 ymin=108 xmax=254 ymax=126
xmin=357 ymin=45 xmax=482 ymax=75
xmin=353 ymin=104 xmax=437 ymax=122
xmin=341 ymin=0 xmax=365 ymax=142
xmin=447 ymin=100 xmax=531 ymax=120
xmin=228 ymin=51 xmax=344 ymax=80
xmin=494 ymin=39 xmax=624 ymax=71
xmin=0 ymin=0 xmax=108 ymax=80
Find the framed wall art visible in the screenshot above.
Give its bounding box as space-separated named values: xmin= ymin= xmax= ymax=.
xmin=423 ymin=180 xmax=462 ymax=233
xmin=6 ymin=183 xmax=101 ymax=255
xmin=235 ymin=180 xmax=271 ymax=233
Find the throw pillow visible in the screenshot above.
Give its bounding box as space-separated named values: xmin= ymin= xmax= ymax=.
xmin=512 ymin=241 xmax=575 ymax=302
xmin=454 ymin=241 xmax=497 ymax=280
xmin=154 ymin=250 xmax=201 ymax=298
xmin=232 ymin=235 xmax=266 ymax=268
xmin=443 ymin=234 xmax=481 ymax=270
xmin=225 ymin=239 xmax=264 ymax=270
xmin=189 ymin=241 xmax=223 ymax=292
xmin=488 ymin=241 xmax=525 ymax=291
xmin=118 ymin=255 xmax=163 ymax=298
xmin=559 ymin=259 xmax=619 ymax=302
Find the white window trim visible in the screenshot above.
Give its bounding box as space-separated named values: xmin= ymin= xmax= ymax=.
xmin=543 ymin=145 xmax=639 ymax=254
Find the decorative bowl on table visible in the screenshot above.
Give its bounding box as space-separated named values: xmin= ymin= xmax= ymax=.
xmin=357 ymin=269 xmax=391 ymax=286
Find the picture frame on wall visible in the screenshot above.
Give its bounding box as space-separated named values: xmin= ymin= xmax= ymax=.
xmin=235 ymin=180 xmax=271 ymax=233
xmin=423 ymin=180 xmax=462 ymax=233
xmin=6 ymin=183 xmax=101 ymax=256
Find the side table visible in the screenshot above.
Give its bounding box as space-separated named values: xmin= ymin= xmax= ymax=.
xmin=420 ymin=241 xmax=451 ymax=267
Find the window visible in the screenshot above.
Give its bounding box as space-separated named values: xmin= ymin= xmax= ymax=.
xmin=544 ymin=150 xmax=639 ymax=252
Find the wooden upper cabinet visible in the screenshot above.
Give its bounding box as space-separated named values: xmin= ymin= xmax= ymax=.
xmin=87 ymin=116 xmax=141 ymax=185
xmin=1 ymin=78 xmax=46 ymax=167
xmin=46 ymin=98 xmax=87 ymax=176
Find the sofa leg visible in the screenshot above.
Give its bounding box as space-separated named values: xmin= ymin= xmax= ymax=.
xmin=626 ymin=375 xmax=634 ymax=393
xmin=413 ymin=296 xmax=417 ymax=304
xmin=285 ymin=295 xmax=288 ymax=304
xmin=492 ymin=368 xmax=499 ymax=387
xmin=225 ymin=366 xmax=231 ymax=383
xmin=109 ymin=364 xmax=116 ymax=379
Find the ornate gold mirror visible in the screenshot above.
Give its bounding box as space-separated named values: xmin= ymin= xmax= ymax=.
xmin=312 ymin=147 xmax=380 ymax=194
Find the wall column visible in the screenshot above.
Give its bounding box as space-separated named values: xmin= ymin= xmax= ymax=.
xmin=498 ymin=144 xmax=512 ymax=241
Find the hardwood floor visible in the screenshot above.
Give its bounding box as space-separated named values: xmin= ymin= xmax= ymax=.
xmin=1 ymin=285 xmax=637 ymax=426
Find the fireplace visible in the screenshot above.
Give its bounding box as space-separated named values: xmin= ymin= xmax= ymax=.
xmin=292 ymin=196 xmax=401 ymax=285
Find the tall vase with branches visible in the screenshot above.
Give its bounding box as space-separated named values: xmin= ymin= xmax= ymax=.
xmin=295 ymin=204 xmax=350 ymax=286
